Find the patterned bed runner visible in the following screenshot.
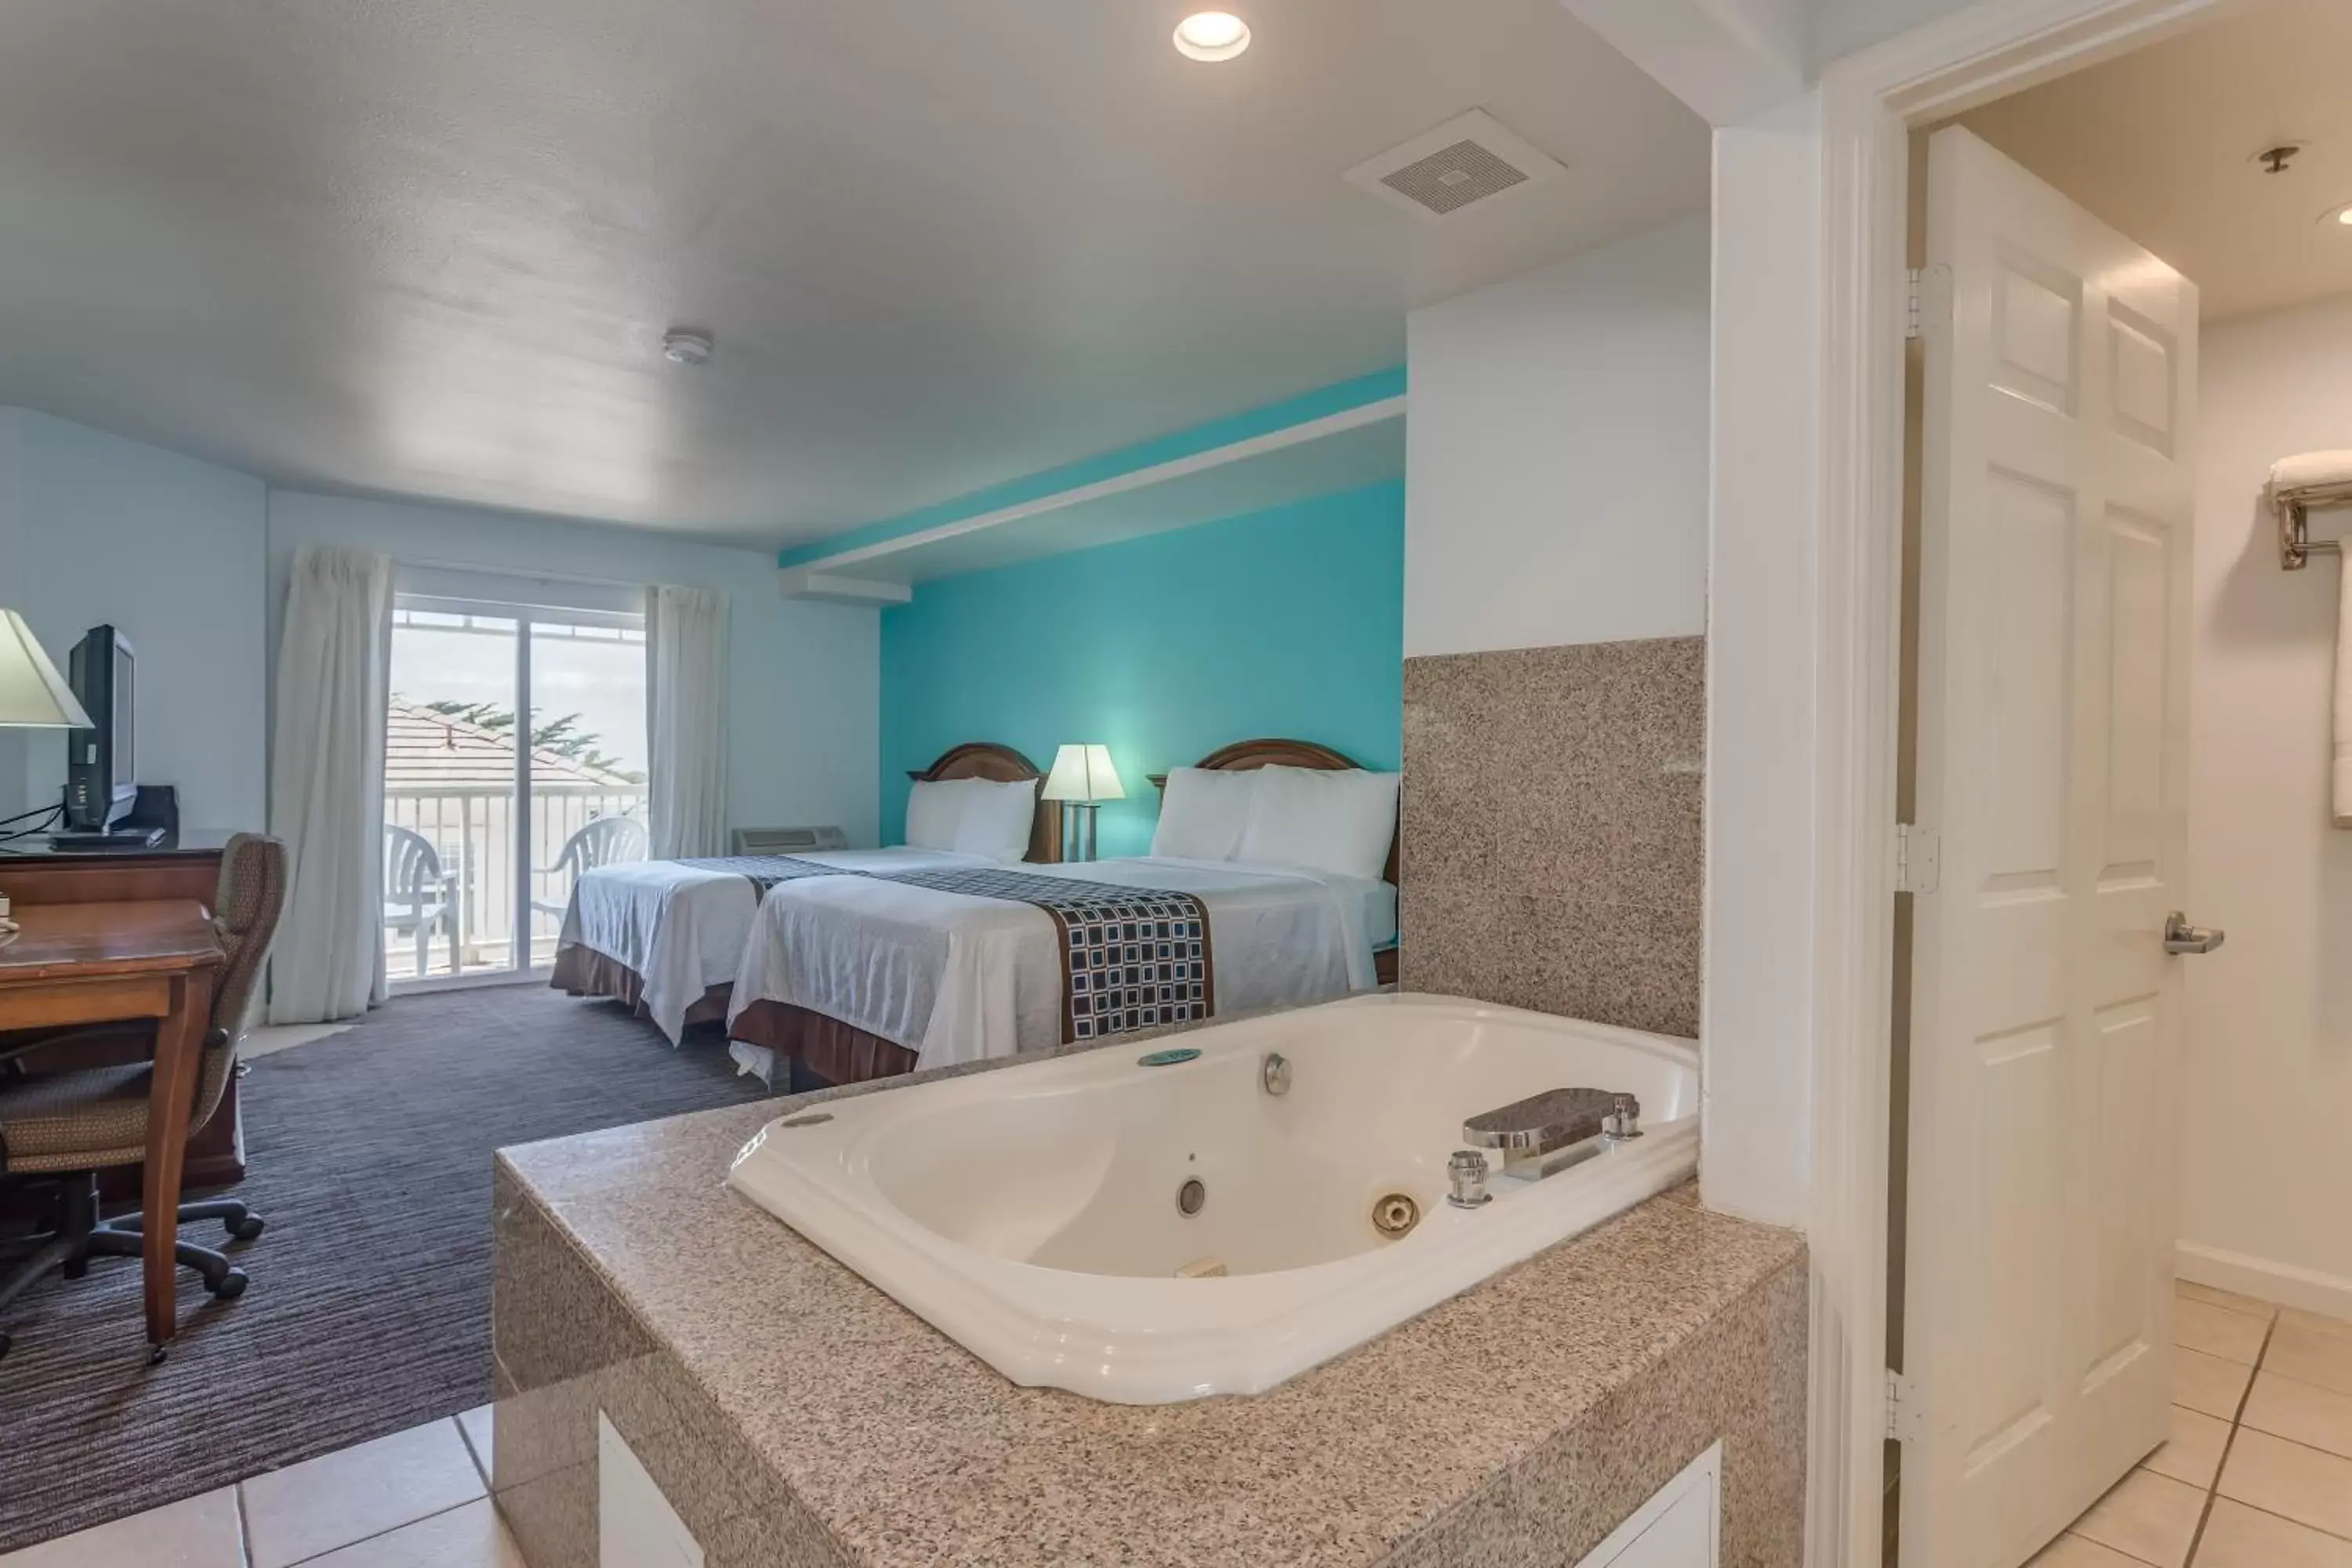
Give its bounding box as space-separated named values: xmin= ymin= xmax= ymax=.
xmin=880 ymin=866 xmax=1214 ymax=1043
xmin=673 ymin=855 xmax=1215 ymax=1043
xmin=670 ymin=855 xmax=870 ymax=894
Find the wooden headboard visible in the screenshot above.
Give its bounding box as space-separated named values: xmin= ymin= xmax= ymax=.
xmin=906 ymin=742 xmax=1060 ymax=863
xmin=1149 ymin=738 xmax=1399 ymax=886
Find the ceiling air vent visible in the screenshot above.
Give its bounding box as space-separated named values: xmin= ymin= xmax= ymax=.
xmin=1344 ymin=109 xmax=1567 ymax=222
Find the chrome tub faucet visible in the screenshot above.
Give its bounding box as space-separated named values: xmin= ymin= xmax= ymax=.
xmin=1458 ymin=1087 xmax=1642 ymax=1182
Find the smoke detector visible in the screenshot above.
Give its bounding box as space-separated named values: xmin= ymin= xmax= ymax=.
xmin=662 ymin=328 xmax=715 ymax=365
xmin=2252 ymin=141 xmax=2308 ymax=175
xmin=1344 ymin=110 xmax=1566 ymax=222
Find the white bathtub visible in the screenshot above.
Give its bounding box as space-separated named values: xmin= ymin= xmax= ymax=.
xmin=725 ymin=993 xmax=1700 ymax=1404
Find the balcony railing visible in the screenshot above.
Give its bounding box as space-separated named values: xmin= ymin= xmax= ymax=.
xmin=384 ymin=785 xmax=648 ymax=981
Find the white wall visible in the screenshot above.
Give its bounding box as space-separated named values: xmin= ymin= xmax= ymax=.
xmin=1403 ymin=215 xmax=1712 ymax=658
xmin=0 ymin=405 xmax=880 ymax=848
xmin=0 ymin=409 xmax=270 ymax=831
xmin=1560 ymin=0 xmax=1806 ymax=125
xmin=2180 ymin=292 xmax=2352 ymax=1312
xmin=267 ymin=492 xmax=879 ymax=846
xmin=1700 ymin=103 xmax=1822 ymax=1229
xmin=1806 ymin=0 xmax=1978 ymax=69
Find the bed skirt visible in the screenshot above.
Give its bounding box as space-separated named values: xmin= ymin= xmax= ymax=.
xmin=726 ymin=1000 xmax=920 ymax=1085
xmin=548 ymin=943 xmax=732 ymax=1029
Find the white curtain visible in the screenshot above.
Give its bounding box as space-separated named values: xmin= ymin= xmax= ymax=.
xmin=647 ymin=585 xmax=728 ymax=858
xmin=2337 ymin=555 xmax=2352 ymax=826
xmin=267 ymin=545 xmax=394 ymax=1023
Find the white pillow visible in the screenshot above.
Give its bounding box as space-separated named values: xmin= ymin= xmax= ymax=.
xmin=1233 ymin=766 xmax=1399 ymax=882
xmin=904 ymin=778 xmax=972 ymax=851
xmin=953 ymin=776 xmax=1040 ymax=862
xmin=1149 ymin=767 xmax=1259 ymax=861
xmin=906 ymin=776 xmax=1038 ymax=860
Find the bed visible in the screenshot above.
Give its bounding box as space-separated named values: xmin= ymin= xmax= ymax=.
xmin=550 ymin=742 xmax=1057 ymax=1044
xmin=725 ymin=739 xmax=1401 ymax=1086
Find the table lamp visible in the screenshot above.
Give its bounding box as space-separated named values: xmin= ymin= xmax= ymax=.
xmin=0 ymin=610 xmax=93 ymax=932
xmin=1040 ymin=744 xmax=1123 ymax=862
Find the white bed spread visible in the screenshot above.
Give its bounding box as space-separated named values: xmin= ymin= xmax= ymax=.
xmin=726 ymin=855 xmax=1396 ymax=1073
xmin=558 ymin=848 xmax=994 ymax=1044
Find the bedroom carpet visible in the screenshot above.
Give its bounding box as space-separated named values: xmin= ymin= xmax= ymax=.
xmin=0 ymin=984 xmax=772 ymax=1555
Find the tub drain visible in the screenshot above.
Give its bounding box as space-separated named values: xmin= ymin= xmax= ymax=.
xmin=1370 ymin=1192 xmax=1421 ymax=1239
xmin=1176 ymin=1177 xmax=1207 ymax=1216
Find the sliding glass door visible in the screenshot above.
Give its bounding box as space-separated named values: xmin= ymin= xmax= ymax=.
xmin=384 ymin=590 xmax=648 ymax=988
xmin=522 ymin=615 xmax=652 ymax=962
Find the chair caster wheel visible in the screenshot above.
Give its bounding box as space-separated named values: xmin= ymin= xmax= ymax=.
xmin=212 ymin=1268 xmax=249 ymax=1301
xmin=148 ymin=1344 xmax=168 ymax=1366
xmin=227 ymin=1216 xmax=265 ymax=1242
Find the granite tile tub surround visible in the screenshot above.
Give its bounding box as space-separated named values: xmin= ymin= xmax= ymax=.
xmin=492 ymin=1065 xmax=1805 ymax=1568
xmin=1401 ymin=636 xmax=1705 ymax=1038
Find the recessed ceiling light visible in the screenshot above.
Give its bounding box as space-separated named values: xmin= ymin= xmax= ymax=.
xmin=1173 ymin=12 xmax=1250 ymax=62
xmin=662 ymin=328 xmax=715 ymax=365
xmin=2336 ymin=206 xmax=2352 ymax=228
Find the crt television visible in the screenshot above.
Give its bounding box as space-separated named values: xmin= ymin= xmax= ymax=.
xmin=64 ymin=625 xmax=137 ymax=832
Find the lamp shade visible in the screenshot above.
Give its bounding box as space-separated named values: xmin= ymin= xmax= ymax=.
xmin=0 ymin=610 xmax=91 ymax=728
xmin=1040 ymin=743 xmax=1124 ymax=804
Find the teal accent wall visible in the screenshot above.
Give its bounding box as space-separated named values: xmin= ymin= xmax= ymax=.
xmin=880 ymin=481 xmax=1404 ymax=858
xmin=783 ymin=367 xmax=1404 ymax=569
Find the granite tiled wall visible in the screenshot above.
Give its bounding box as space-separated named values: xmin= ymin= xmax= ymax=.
xmin=493 ymin=1163 xmax=859 ymax=1568
xmin=1399 ymin=636 xmax=1705 ymax=1037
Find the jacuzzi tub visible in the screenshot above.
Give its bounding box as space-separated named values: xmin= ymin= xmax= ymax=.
xmin=725 ymin=993 xmax=1699 ymax=1404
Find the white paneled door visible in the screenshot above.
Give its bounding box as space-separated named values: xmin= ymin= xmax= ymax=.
xmin=1900 ymin=127 xmax=2203 ymax=1568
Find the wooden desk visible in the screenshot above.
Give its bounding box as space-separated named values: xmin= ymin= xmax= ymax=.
xmin=0 ymin=901 xmax=223 ymax=1352
xmin=0 ymin=837 xmax=230 ymax=906
xmin=0 ymin=835 xmax=246 ymax=1192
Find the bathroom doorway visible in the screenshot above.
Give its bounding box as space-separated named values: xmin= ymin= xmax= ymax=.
xmin=1884 ymin=3 xmax=2352 ymax=1563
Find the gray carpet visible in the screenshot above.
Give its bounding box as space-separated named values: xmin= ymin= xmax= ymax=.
xmin=0 ymin=985 xmax=773 ymax=1553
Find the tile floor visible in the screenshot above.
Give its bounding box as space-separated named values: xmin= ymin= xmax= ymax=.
xmin=0 ymin=1408 xmax=517 ymax=1568
xmin=2031 ymin=1281 xmax=2352 ymax=1568
xmin=3 ymin=1280 xmax=2343 ymax=1566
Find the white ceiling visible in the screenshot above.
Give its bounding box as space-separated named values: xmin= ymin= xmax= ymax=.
xmin=0 ymin=0 xmax=1708 ymax=550
xmin=1958 ymin=0 xmax=2352 ymax=323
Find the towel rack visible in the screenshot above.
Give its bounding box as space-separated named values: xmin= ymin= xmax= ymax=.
xmin=2276 ymin=479 xmax=2352 ymax=569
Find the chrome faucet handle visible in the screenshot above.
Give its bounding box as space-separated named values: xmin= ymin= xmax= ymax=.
xmin=1446 ymin=1149 xmax=1491 ymax=1208
xmin=1603 ymin=1094 xmax=1642 ymax=1140
xmin=1462 ymin=1087 xmax=1624 ymax=1160
xmin=1261 ymin=1052 xmax=1291 ymax=1096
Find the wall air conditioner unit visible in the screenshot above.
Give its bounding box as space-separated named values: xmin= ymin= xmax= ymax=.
xmin=732 ymin=826 xmax=848 ymax=855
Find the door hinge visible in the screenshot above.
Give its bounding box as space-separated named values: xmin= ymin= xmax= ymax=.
xmin=1906 ymin=265 xmax=1953 ymax=340
xmin=1886 ymin=1370 xmax=1926 ymax=1443
xmin=1894 ymin=822 xmax=1940 ymax=895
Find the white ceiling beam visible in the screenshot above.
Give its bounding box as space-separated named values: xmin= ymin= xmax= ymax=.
xmin=776 ymin=568 xmax=913 ymax=607
xmin=793 ymin=397 xmax=1405 ymax=577
xmin=775 ymin=396 xmax=1405 ymax=590
xmin=1560 ymin=0 xmax=1808 ymax=125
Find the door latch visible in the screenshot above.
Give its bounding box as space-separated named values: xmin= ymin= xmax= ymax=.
xmin=2162 ymin=912 xmax=2225 ymax=956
